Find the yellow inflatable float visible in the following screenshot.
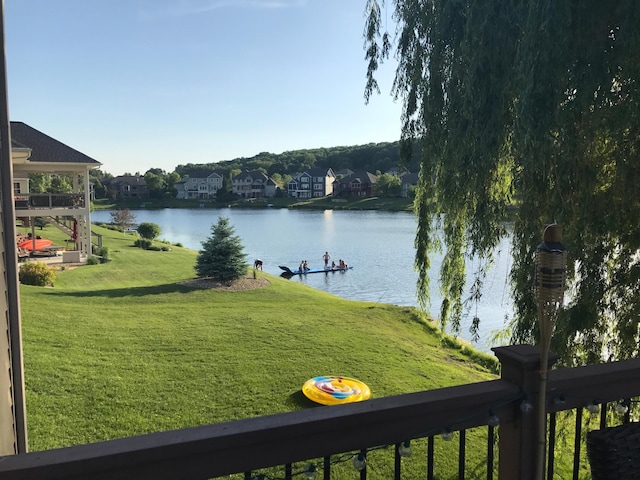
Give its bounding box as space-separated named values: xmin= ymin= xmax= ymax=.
xmin=302 ymin=376 xmax=371 ymax=405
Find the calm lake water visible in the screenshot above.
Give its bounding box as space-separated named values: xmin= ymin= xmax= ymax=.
xmin=92 ymin=208 xmax=514 ymax=351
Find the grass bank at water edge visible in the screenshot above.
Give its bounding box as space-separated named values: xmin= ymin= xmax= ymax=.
xmin=19 ymin=224 xmax=508 ymax=479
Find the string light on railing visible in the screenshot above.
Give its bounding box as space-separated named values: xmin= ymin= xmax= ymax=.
xmin=520 ymin=399 xmax=534 ymax=414
xmin=352 ymin=452 xmax=366 ymax=471
xmin=303 ymin=463 xmax=317 ymax=480
xmin=237 ymin=391 xmax=634 ymax=480
xmin=441 ymin=428 xmax=454 ymax=441
xmin=586 ymin=402 xmax=600 ymax=415
xmin=488 ymin=410 xmax=500 ymax=427
xmin=398 ymin=440 xmax=412 ymax=458
xmin=552 ymin=395 xmax=566 ymax=407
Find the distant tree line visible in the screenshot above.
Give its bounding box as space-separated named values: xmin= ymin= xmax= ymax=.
xmin=174 ymin=140 xmax=419 ymax=181
xmin=29 ymin=140 xmax=420 ymax=200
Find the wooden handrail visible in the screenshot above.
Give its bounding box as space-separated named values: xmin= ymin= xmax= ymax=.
xmin=1 ymin=350 xmax=640 ymax=480
xmin=0 ymin=380 xmax=519 ymax=480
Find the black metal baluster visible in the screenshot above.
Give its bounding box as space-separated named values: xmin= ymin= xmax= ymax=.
xmin=427 ymin=436 xmax=435 ymax=480
xmin=572 ymin=408 xmax=583 ymax=480
xmin=599 ymin=402 xmax=607 ymax=430
xmin=359 ymin=450 xmax=367 ymax=480
xmin=487 ymin=425 xmax=494 ymax=480
xmin=244 ymin=472 xmax=251 ymax=480
xmin=394 ymin=443 xmax=401 ymax=480
xmin=323 ymin=456 xmax=331 ymax=480
xmin=459 ymin=429 xmax=466 ymax=480
xmin=547 ymin=411 xmax=556 ymax=479
xmin=285 ymin=463 xmax=292 ymax=480
xmin=624 ymin=398 xmax=631 ymax=424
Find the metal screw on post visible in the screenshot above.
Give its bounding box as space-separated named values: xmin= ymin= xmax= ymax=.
xmin=534 ymin=224 xmax=567 ymax=480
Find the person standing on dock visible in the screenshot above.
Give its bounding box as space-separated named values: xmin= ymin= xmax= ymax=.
xmin=323 ymin=251 xmax=331 ymax=268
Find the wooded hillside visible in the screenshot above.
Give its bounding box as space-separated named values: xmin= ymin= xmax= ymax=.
xmin=174 ymin=140 xmax=419 ymax=178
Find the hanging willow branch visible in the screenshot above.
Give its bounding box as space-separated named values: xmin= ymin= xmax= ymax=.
xmin=365 ymin=0 xmax=640 ymax=363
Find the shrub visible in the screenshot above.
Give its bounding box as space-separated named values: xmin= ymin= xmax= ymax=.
xmin=85 ymin=256 xmax=101 ymax=265
xmin=98 ymin=223 xmax=120 ymax=232
xmin=95 ymin=246 xmax=111 ymax=263
xmin=19 ymin=262 xmax=55 ymax=286
xmin=134 ymin=238 xmax=153 ymax=249
xmin=137 ymin=222 xmax=161 ymax=240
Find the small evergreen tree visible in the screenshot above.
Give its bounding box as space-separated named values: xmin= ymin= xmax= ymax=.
xmin=33 ymin=216 xmax=48 ymax=230
xmin=195 ymin=217 xmax=248 ymax=282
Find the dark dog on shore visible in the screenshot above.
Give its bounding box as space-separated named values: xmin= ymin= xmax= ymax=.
xmin=254 ymin=259 xmax=263 ymax=271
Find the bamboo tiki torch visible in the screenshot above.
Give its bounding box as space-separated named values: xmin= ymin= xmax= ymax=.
xmin=534 ymin=224 xmax=567 ymax=480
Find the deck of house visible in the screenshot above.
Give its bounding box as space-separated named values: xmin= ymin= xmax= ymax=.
xmin=0 ymin=344 xmax=637 ymax=479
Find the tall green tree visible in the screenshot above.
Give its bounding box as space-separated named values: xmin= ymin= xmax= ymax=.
xmin=365 ymin=0 xmax=640 ymax=364
xmin=50 ymin=175 xmax=73 ymax=193
xmin=144 ymin=170 xmax=167 ymax=198
xmin=376 ymin=173 xmax=402 ymax=197
xmin=195 ymin=217 xmax=248 ymax=282
xmin=28 ymin=173 xmax=51 ymax=193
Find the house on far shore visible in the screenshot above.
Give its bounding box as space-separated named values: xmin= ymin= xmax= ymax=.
xmin=385 ymin=166 xmax=408 ymax=177
xmin=287 ymin=167 xmax=336 ymax=199
xmin=175 ymin=170 xmax=223 ymax=200
xmin=401 ymin=172 xmax=419 ymax=198
xmin=334 ymin=168 xmax=353 ymax=178
xmin=103 ymin=175 xmax=149 ymax=200
xmin=232 ymin=171 xmax=276 ymax=199
xmin=333 ymin=171 xmax=377 ymax=198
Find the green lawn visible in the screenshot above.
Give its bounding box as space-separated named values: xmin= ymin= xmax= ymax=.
xmin=19 ymin=225 xmax=504 ymax=478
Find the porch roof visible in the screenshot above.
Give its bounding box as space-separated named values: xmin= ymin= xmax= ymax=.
xmin=10 ymin=121 xmax=101 ymax=171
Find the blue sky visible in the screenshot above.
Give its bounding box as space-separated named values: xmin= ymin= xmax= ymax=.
xmin=5 ymin=1 xmax=401 ymax=176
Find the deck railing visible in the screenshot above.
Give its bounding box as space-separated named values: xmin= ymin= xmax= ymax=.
xmin=14 ymin=193 xmax=85 ymax=210
xmin=1 ymin=345 xmax=639 ymax=480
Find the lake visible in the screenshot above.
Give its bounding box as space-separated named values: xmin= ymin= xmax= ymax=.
xmin=91 ymin=208 xmax=514 ymax=351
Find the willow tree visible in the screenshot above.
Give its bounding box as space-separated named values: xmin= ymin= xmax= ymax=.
xmin=365 ymin=0 xmax=640 ymax=365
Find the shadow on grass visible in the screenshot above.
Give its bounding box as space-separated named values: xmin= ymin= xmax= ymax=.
xmin=39 ymin=283 xmax=197 ymax=298
xmin=286 ymin=390 xmax=321 ymax=409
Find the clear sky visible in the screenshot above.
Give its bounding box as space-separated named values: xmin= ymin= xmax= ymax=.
xmin=5 ymin=1 xmax=401 ymax=176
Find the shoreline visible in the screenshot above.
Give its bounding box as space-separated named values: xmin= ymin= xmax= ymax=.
xmin=92 ymin=196 xmax=416 ymax=213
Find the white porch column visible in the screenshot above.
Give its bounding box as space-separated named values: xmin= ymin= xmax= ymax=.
xmin=82 ymin=170 xmax=91 ymax=255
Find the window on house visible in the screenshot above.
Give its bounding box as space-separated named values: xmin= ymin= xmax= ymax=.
xmin=13 ymin=182 xmax=21 ymax=194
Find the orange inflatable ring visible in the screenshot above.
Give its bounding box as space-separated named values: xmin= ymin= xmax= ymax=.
xmin=302 ymin=376 xmax=371 ymax=405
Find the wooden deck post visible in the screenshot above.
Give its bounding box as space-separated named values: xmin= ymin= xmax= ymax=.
xmin=492 ymin=345 xmax=558 ymax=480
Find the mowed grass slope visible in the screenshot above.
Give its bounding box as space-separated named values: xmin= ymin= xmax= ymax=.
xmin=20 ymin=225 xmax=497 ymax=454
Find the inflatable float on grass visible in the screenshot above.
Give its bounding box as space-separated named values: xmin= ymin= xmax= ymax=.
xmin=302 ymin=376 xmax=371 ymax=405
xmin=18 ymin=238 xmax=52 ymax=251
